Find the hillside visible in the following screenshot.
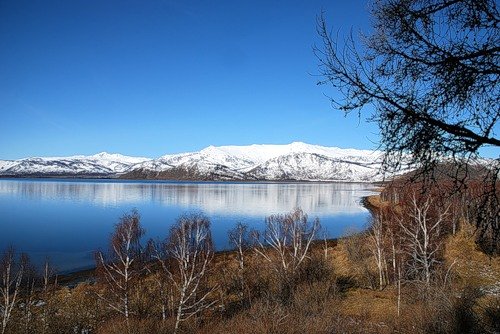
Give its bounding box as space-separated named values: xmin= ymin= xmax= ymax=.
xmin=0 ymin=142 xmax=387 ymax=182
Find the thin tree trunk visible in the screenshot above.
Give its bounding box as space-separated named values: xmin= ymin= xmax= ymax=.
xmin=397 ymin=261 xmax=401 ymax=317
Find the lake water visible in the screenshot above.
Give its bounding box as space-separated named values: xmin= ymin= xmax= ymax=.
xmin=0 ymin=179 xmax=376 ymax=273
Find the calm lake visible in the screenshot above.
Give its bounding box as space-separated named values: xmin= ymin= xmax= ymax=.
xmin=0 ymin=179 xmax=377 ymax=272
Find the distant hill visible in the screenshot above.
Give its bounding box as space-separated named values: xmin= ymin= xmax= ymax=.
xmin=0 ymin=142 xmax=391 ymax=182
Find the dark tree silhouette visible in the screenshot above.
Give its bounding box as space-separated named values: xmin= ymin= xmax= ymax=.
xmin=316 ymin=0 xmax=499 ymax=252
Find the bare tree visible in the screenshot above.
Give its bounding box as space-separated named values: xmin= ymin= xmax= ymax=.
xmin=397 ymin=258 xmax=403 ymax=317
xmin=19 ymin=254 xmax=36 ymax=334
xmin=253 ymin=208 xmax=321 ymax=277
xmin=386 ymin=225 xmax=400 ymax=288
xmin=369 ymin=214 xmax=388 ymax=290
xmin=228 ymin=222 xmax=250 ymax=302
xmin=95 ymin=209 xmax=144 ymax=320
xmin=154 ymin=213 xmax=217 ymax=334
xmin=145 ymin=239 xmax=173 ymax=322
xmin=40 ymin=259 xmax=57 ymax=334
xmin=399 ymin=194 xmax=450 ymax=285
xmin=316 ymin=0 xmax=499 ymax=250
xmin=0 ymin=247 xmax=25 ymax=334
xmin=228 ymin=222 xmax=249 ymax=276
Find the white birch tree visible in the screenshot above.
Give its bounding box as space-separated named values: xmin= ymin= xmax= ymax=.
xmin=155 ymin=214 xmax=217 ymax=334
xmin=96 ymin=209 xmax=144 ymax=320
xmin=228 ymin=222 xmax=250 ymax=302
xmin=253 ymin=208 xmax=321 ymax=277
xmin=0 ymin=247 xmax=25 ymax=334
xmin=399 ymin=195 xmax=450 ymax=285
xmin=369 ymin=214 xmax=387 ymax=290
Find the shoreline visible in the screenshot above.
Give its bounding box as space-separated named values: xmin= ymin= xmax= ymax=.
xmin=57 ymin=193 xmax=383 ymax=286
xmin=57 ymin=238 xmax=343 ymax=287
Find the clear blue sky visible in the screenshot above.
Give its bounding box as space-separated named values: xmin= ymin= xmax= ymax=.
xmin=0 ymin=1 xmax=456 ymax=159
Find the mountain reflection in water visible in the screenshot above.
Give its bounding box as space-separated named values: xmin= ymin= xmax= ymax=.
xmin=0 ymin=179 xmax=377 ymax=272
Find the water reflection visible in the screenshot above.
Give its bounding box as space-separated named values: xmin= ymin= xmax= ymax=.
xmin=0 ymin=179 xmax=376 ymax=272
xmin=0 ymin=179 xmax=374 ymax=216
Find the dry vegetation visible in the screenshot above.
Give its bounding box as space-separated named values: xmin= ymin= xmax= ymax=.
xmin=1 ymin=182 xmax=499 ymax=334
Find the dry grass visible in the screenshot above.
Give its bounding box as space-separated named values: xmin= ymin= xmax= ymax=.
xmin=444 ymin=224 xmax=500 ymax=293
xmin=4 ymin=192 xmax=500 ymax=334
xmin=366 ymin=194 xmax=388 ymax=209
xmin=339 ymin=288 xmax=397 ymax=321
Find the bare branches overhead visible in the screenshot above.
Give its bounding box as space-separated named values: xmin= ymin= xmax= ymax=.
xmin=315 ymin=0 xmax=499 ymax=168
xmin=316 ymin=0 xmax=499 ymax=252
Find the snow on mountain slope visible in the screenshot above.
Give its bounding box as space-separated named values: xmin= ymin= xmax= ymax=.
xmin=0 ymin=143 xmax=387 ymax=181
xmin=0 ymin=160 xmax=18 ymax=173
xmin=0 ymin=153 xmax=150 ymax=176
xmin=82 ymin=152 xmax=150 ymax=172
xmin=88 ymin=152 xmax=150 ymax=165
xmin=121 ymin=142 xmax=385 ymax=182
xmin=203 ymin=142 xmax=378 ymax=164
xmin=137 ymin=146 xmax=258 ymax=173
xmin=162 ymin=146 xmax=256 ymax=171
xmin=247 ymin=152 xmax=381 ymax=181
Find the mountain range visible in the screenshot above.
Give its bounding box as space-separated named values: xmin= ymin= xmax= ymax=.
xmin=0 ymin=142 xmax=388 ymax=182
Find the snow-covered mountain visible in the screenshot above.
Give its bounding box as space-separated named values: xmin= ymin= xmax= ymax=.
xmin=0 ymin=152 xmax=150 ymax=177
xmin=122 ymin=142 xmax=385 ymax=182
xmin=0 ymin=143 xmax=387 ymax=181
xmin=247 ymin=152 xmax=380 ymax=181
